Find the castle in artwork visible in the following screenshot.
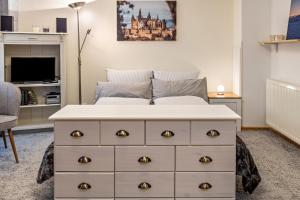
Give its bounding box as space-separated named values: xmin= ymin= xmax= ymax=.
xmin=122 ymin=9 xmax=176 ymax=41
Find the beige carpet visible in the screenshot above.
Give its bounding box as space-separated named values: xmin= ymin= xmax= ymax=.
xmin=0 ymin=130 xmax=299 ymax=200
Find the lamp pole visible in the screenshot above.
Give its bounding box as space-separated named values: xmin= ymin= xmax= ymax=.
xmin=69 ymin=1 xmax=91 ymax=104
xmin=76 ymin=9 xmax=82 ymax=104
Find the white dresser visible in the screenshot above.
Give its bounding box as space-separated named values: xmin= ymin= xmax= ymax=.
xmin=50 ymin=105 xmax=240 ymax=200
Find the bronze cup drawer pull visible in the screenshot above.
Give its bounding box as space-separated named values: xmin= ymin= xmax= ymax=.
xmin=199 ymin=182 xmax=212 ymax=190
xmin=116 ymin=130 xmax=130 ymax=137
xmin=199 ymin=156 xmax=213 ymax=164
xmin=161 ymin=130 xmax=175 ymax=138
xmin=78 ymin=156 xmax=92 ymax=164
xmin=138 ymin=156 xmax=152 ymax=164
xmin=70 ymin=130 xmax=84 ymax=138
xmin=206 ymin=130 xmax=220 ymax=137
xmin=138 ymin=182 xmax=151 ymax=190
xmin=78 ymin=182 xmax=92 ymax=190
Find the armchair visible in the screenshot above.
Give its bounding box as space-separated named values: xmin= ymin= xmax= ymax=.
xmin=0 ymin=82 xmax=21 ymax=163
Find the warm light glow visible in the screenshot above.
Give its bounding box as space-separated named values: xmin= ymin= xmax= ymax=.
xmin=217 ymin=85 xmax=225 ymax=95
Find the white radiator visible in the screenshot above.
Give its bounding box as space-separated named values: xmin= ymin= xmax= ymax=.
xmin=266 ymin=79 xmax=300 ymax=145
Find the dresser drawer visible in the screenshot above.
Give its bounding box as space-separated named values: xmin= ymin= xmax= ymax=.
xmin=55 ymin=198 xmax=113 ymax=200
xmin=55 ymin=146 xmax=114 ymax=172
xmin=176 ymin=198 xmax=234 ymax=200
xmin=116 ymin=199 xmax=174 ymax=200
xmin=115 ymin=172 xmax=174 ymax=197
xmin=146 ymin=121 xmax=190 ymax=145
xmin=176 ymin=146 xmax=235 ymax=172
xmin=55 ymin=173 xmax=114 ymax=198
xmin=176 ymin=172 xmax=235 ymax=198
xmin=191 ymin=121 xmax=236 ymax=145
xmin=3 ymin=33 xmax=61 ymax=44
xmin=101 ymin=121 xmax=144 ymax=145
xmin=116 ymin=146 xmax=174 ymax=171
xmin=55 ymin=121 xmax=100 ymax=146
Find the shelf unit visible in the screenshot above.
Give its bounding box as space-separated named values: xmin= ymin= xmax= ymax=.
xmin=20 ymin=104 xmax=61 ymax=109
xmin=259 ymin=39 xmax=300 ymax=52
xmin=0 ymin=32 xmax=66 ymax=131
xmin=14 ymin=83 xmax=61 ymax=88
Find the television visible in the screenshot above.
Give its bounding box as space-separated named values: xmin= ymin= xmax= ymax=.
xmin=11 ymin=57 xmax=56 ymax=83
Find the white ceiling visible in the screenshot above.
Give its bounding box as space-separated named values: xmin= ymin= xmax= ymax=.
xmin=18 ymin=0 xmax=96 ymax=11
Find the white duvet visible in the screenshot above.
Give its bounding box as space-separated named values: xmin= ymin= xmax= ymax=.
xmin=153 ymin=96 xmax=208 ymax=105
xmin=95 ymin=96 xmax=208 ymax=105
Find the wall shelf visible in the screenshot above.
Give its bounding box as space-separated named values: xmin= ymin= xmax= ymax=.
xmin=259 ymin=39 xmax=300 ymax=45
xmin=259 ymin=39 xmax=300 ymax=52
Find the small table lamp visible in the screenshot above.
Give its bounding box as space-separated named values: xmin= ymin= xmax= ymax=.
xmin=217 ymin=85 xmax=225 ymax=95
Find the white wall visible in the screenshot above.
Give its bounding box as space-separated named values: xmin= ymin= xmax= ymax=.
xmin=233 ymin=0 xmax=242 ymax=95
xmin=18 ymin=0 xmax=95 ymax=11
xmin=0 ymin=0 xmax=8 ymax=15
xmin=270 ymin=0 xmax=300 ymax=86
xmin=241 ymin=0 xmax=271 ymax=127
xmin=18 ymin=0 xmax=235 ymax=104
xmin=8 ymin=0 xmax=19 ymax=31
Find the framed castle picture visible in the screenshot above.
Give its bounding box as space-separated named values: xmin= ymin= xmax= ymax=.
xmin=117 ymin=1 xmax=177 ymax=41
xmin=287 ymin=0 xmax=300 ymax=39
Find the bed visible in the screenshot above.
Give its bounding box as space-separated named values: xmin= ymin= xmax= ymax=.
xmin=37 ymin=69 xmax=261 ymax=195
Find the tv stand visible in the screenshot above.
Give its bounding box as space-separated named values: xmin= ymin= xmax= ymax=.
xmin=0 ymin=32 xmax=66 ymax=131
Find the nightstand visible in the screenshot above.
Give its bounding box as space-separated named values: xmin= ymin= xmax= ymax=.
xmin=208 ymin=92 xmax=242 ymax=131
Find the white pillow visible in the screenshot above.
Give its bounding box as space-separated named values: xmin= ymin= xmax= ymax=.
xmin=154 ymin=96 xmax=208 ymax=105
xmin=106 ymin=69 xmax=153 ymax=82
xmin=154 ymin=70 xmax=200 ymax=81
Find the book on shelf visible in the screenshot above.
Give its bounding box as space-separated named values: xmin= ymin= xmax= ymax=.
xmin=21 ymin=89 xmax=38 ymax=105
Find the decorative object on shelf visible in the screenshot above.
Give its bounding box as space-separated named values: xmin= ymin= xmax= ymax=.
xmin=217 ymin=85 xmax=225 ymax=95
xmin=287 ymin=0 xmax=300 ymax=40
xmin=269 ymin=34 xmax=286 ymax=42
xmin=43 ymin=27 xmax=50 ymax=33
xmin=32 ymin=26 xmax=41 ymax=33
xmin=0 ymin=15 xmax=14 ymax=31
xmin=117 ymin=1 xmax=177 ymax=41
xmin=56 ymin=18 xmax=67 ymax=33
xmin=68 ymin=1 xmax=92 ymax=104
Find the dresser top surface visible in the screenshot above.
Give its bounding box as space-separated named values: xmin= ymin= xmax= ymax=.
xmin=49 ymin=105 xmax=240 ymax=120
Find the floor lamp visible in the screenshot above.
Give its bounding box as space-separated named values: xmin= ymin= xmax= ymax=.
xmin=69 ymin=1 xmax=91 ymax=104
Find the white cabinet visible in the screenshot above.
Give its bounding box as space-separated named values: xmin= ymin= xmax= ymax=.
xmin=0 ymin=32 xmax=67 ymax=131
xmin=209 ymin=92 xmax=242 ymax=132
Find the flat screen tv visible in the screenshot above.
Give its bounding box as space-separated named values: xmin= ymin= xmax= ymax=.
xmin=11 ymin=57 xmax=56 ymax=83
